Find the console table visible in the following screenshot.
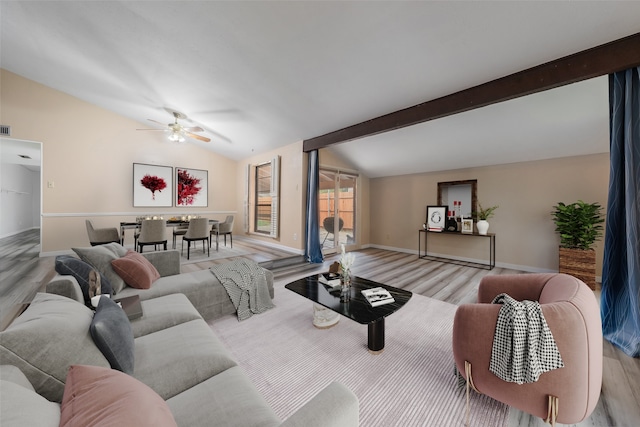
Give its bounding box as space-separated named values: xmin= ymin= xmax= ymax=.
xmin=418 ymin=229 xmax=495 ymax=270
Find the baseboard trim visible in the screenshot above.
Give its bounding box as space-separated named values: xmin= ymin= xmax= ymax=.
xmin=368 ymin=244 xmax=556 ymax=274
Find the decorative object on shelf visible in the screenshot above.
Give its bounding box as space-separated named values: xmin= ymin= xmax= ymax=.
xmin=426 ymin=205 xmax=447 ymax=231
xmin=461 ymin=218 xmax=474 ymax=234
xmin=176 ymin=167 xmax=208 ymax=207
xmin=132 ymin=163 xmax=173 ymax=207
xmin=446 ymin=210 xmax=458 ymax=231
xmin=472 ymin=203 xmax=499 ymax=235
xmin=551 ymin=200 xmax=604 ymax=290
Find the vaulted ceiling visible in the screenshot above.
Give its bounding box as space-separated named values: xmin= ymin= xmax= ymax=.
xmin=2 ymin=1 xmax=640 ymax=177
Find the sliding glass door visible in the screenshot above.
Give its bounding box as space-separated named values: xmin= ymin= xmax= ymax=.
xmin=318 ymin=169 xmax=357 ymax=254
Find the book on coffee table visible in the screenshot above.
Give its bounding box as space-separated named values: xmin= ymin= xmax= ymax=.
xmin=318 ymin=273 xmax=341 ymax=290
xmin=361 ymin=287 xmax=395 ymax=307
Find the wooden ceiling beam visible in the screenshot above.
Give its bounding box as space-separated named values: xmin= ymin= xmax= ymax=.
xmin=303 ymin=32 xmax=640 ymax=152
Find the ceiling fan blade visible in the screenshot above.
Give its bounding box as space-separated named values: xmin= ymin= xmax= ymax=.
xmin=186 ymin=132 xmax=211 ymax=143
xmin=148 ymin=119 xmax=169 ymax=127
xmin=183 ymin=126 xmax=204 ymax=132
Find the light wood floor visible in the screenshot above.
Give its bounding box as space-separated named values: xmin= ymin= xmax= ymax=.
xmin=1 ymin=230 xmax=638 ymax=426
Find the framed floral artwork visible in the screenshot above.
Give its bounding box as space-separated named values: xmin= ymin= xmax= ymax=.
xmin=133 ymin=163 xmax=173 ymax=207
xmin=176 ymin=167 xmax=208 ymax=207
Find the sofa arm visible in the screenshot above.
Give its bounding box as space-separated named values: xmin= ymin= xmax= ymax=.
xmin=477 ymin=274 xmax=555 ymax=304
xmin=46 ymin=275 xmax=84 ymax=304
xmin=279 ymin=382 xmax=358 ymax=427
xmin=141 ymin=250 xmax=181 ymax=277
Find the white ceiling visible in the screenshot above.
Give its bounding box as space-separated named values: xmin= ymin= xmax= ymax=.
xmin=1 ymin=1 xmax=639 ymax=177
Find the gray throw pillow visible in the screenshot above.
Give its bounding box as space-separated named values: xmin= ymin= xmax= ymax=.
xmin=55 ymin=255 xmax=113 ymax=306
xmin=90 ymin=296 xmax=135 ymax=375
xmin=72 ymin=243 xmax=128 ymax=294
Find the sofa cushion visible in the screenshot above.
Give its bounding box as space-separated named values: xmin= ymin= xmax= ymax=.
xmin=73 ymin=243 xmax=128 ymax=294
xmin=133 ymin=319 xmax=237 ymax=400
xmin=111 ymin=250 xmax=160 ymax=289
xmin=59 ymin=365 xmax=177 ymax=427
xmin=167 ymin=365 xmax=280 ymax=427
xmin=0 ymin=293 xmax=109 ymax=403
xmin=1 ymin=376 xmax=61 ymax=427
xmin=55 ymin=255 xmax=113 ymax=306
xmin=90 ymin=296 xmax=135 ymax=374
xmin=131 ymin=293 xmax=202 ymax=338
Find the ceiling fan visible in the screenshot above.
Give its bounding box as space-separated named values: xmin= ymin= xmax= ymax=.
xmin=137 ymin=109 xmax=211 ymax=143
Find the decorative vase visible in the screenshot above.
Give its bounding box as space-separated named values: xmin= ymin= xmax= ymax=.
xmin=340 ymin=269 xmax=351 ymax=302
xmin=476 ymin=220 xmax=489 ymax=235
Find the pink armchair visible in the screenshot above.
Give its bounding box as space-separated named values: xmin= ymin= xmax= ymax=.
xmin=453 ymin=273 xmax=602 ymax=425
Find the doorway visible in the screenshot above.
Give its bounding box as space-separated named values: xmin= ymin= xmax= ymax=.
xmin=318 ymin=169 xmax=357 ymax=254
xmin=0 ymin=137 xmax=42 ymax=246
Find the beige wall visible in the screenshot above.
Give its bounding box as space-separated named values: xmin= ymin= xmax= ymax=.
xmin=236 ymin=141 xmax=306 ymax=252
xmin=369 ymin=153 xmax=609 ymax=274
xmin=1 ymin=69 xmax=239 ymax=253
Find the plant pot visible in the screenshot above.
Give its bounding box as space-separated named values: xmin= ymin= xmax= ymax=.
xmin=476 ymin=220 xmax=489 ymax=235
xmin=559 ymin=247 xmax=596 ymax=290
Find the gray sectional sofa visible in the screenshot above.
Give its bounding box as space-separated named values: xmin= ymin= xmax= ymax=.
xmin=0 ymin=291 xmax=359 ymax=426
xmin=46 ymin=243 xmax=273 ymax=321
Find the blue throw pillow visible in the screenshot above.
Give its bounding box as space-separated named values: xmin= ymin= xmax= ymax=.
xmin=90 ymin=296 xmax=135 ymax=375
xmin=55 ymin=255 xmax=113 ymax=306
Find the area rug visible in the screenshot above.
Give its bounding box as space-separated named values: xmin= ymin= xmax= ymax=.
xmin=178 ymin=244 xmax=250 ymax=265
xmin=209 ymin=285 xmax=509 ymax=426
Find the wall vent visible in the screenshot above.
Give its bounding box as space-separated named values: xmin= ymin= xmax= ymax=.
xmin=0 ymin=125 xmax=10 ymax=136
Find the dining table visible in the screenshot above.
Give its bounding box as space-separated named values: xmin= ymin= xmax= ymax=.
xmin=119 ymin=218 xmax=219 ymax=246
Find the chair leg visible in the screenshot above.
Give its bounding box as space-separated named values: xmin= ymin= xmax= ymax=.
xmin=187 ymin=240 xmax=191 ymax=260
xmin=207 ymin=237 xmax=210 ymax=257
xmin=230 ymin=233 xmax=232 ymax=248
xmin=163 ymin=241 xmax=167 ymax=251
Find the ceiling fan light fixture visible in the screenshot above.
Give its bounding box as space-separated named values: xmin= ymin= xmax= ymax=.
xmin=166 ymin=129 xmax=186 ymax=143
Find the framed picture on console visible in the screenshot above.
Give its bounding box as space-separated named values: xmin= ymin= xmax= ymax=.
xmin=176 ymin=167 xmax=208 ymax=207
xmin=426 ymin=206 xmax=447 ymax=231
xmin=133 ymin=163 xmax=173 ymax=207
xmin=461 ymin=218 xmax=474 ymax=234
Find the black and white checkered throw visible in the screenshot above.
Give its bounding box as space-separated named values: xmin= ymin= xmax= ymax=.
xmin=489 ymin=293 xmax=564 ymax=384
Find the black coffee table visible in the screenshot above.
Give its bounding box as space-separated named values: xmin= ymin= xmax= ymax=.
xmin=285 ymin=274 xmax=412 ymax=354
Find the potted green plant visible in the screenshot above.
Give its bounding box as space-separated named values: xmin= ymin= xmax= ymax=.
xmin=551 ymin=200 xmax=604 ymax=290
xmin=472 ymin=203 xmax=499 ymax=235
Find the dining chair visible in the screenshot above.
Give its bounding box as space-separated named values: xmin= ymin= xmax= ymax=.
xmin=182 ymin=217 xmax=209 ymax=260
xmin=172 ymin=223 xmax=189 ymax=249
xmin=211 ymin=215 xmax=234 ymax=251
xmin=137 ymin=219 xmax=167 ymax=253
xmin=85 ymin=220 xmax=120 ymax=246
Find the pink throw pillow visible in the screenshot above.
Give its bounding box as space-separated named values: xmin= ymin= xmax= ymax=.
xmin=59 ymin=365 xmax=177 ymax=427
xmin=111 ymin=250 xmax=160 ymax=289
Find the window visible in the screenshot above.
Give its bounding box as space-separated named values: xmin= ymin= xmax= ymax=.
xmin=252 ymin=156 xmax=280 ymax=237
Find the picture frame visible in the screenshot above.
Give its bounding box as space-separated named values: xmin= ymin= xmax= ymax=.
xmin=426 ymin=205 xmax=447 ymax=231
xmin=176 ymin=167 xmax=208 ymax=207
xmin=133 ymin=163 xmax=173 ymax=207
xmin=461 ymin=218 xmax=474 ymax=234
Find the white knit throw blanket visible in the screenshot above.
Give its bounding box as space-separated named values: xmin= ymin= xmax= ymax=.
xmin=210 ymin=259 xmax=274 ymax=321
xmin=490 ymin=293 xmax=564 ymax=384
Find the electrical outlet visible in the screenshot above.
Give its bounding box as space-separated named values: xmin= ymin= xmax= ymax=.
xmin=293 ymin=233 xmax=298 ymax=241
